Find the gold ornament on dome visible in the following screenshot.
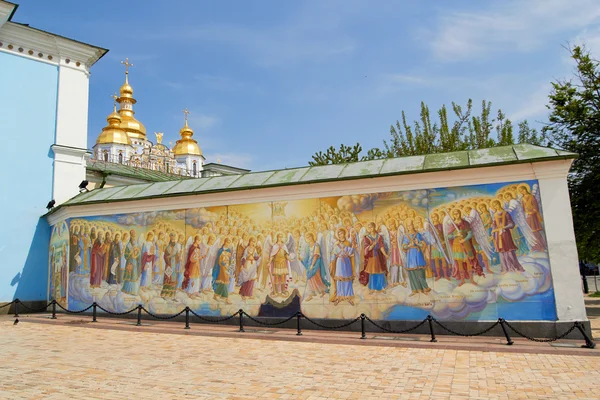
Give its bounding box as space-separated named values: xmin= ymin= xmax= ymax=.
xmin=155 ymin=132 xmax=163 ymax=144
xmin=172 ymin=108 xmax=202 ymax=156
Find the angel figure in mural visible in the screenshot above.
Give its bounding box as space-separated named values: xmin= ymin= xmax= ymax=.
xmin=239 ymin=236 xmax=260 ymax=300
xmin=303 ymin=232 xmax=330 ymax=301
xmin=160 ymin=233 xmax=180 ymax=301
xmin=491 ymin=200 xmax=526 ymax=273
xmin=286 ymin=230 xmax=306 ymax=283
xmin=140 ymin=232 xmax=156 ymax=291
xmin=199 ymin=234 xmax=220 ymax=293
xmin=122 ymin=230 xmax=141 ymax=295
xmin=269 ymin=232 xmax=293 ymax=297
xmin=317 ymin=223 xmax=333 ymax=283
xmin=502 ymin=192 xmax=533 ymax=256
xmin=182 ymin=235 xmax=205 ymax=297
xmin=257 ymin=233 xmax=273 ymax=290
xmin=428 ymin=212 xmax=451 ymax=280
xmin=106 ymin=233 xmax=121 ymax=285
xmin=352 ymin=222 xmax=367 ymax=279
xmin=235 ymin=232 xmax=249 ymax=284
xmin=463 ymin=205 xmax=495 ymax=275
xmin=401 ymin=220 xmax=430 ymax=296
xmin=443 ymin=208 xmax=485 ymax=286
xmin=361 ymin=222 xmax=388 ymax=294
xmin=90 ymin=231 xmax=108 ymax=288
xmin=213 ymin=237 xmax=233 ymax=303
xmin=329 ymin=228 xmax=355 ymax=305
xmin=477 ymin=203 xmax=500 ymax=266
xmin=387 ymin=219 xmax=408 ymax=287
xmin=517 ymin=184 xmax=547 ymax=251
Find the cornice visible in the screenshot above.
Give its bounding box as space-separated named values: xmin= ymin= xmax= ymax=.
xmin=0 ymin=2 xmax=16 ymax=29
xmin=0 ymin=21 xmax=107 ymax=71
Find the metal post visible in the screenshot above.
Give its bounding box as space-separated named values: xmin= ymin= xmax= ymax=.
xmin=296 ymin=312 xmax=302 ymax=336
xmin=498 ymin=318 xmax=514 ymax=345
xmin=575 ymin=322 xmax=596 ymax=349
xmin=427 ymin=315 xmax=437 ymax=343
xmin=239 ymin=309 xmax=245 ymax=333
xmin=136 ymin=305 xmax=142 ymax=326
xmin=14 ymin=299 xmax=19 ymax=318
xmin=51 ymin=300 xmax=57 ymax=319
xmin=582 ymin=274 xmax=589 ymax=294
xmin=185 ymin=307 xmax=190 ymax=330
xmin=92 ymin=302 xmax=97 ymax=322
xmin=360 ymin=314 xmax=366 ymax=340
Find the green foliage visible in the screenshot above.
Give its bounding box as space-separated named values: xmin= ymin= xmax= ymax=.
xmin=589 ymin=292 xmax=600 ymax=298
xmin=310 ymin=99 xmax=542 ymax=165
xmin=543 ymin=45 xmax=600 ymax=263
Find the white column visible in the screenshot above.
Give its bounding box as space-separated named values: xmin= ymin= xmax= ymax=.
xmin=52 ymin=58 xmax=91 ymax=204
xmin=533 ymin=160 xmax=586 ymax=321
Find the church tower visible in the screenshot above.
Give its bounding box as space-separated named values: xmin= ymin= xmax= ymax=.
xmin=115 ymin=58 xmax=147 ymax=153
xmin=93 ymin=96 xmax=133 ymax=163
xmin=173 ymin=108 xmax=204 ymax=177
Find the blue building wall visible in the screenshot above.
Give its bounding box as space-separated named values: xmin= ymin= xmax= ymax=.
xmin=0 ymin=51 xmax=58 ymax=302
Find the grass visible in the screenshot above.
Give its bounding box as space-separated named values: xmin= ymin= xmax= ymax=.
xmin=589 ymin=291 xmax=600 ymax=298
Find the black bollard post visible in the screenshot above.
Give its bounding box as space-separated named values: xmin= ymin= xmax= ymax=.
xmin=582 ymin=275 xmax=589 ymax=294
xmin=498 ymin=318 xmax=514 ymax=345
xmin=92 ymin=302 xmax=97 ymax=322
xmin=296 ymin=312 xmax=302 ymax=336
xmin=14 ymin=299 xmax=19 ymax=318
xmin=427 ymin=315 xmax=437 ymax=343
xmin=51 ymin=300 xmax=57 ymax=319
xmin=184 ymin=307 xmax=190 ymax=330
xmin=575 ymin=321 xmax=596 ymax=349
xmin=239 ymin=309 xmax=245 ymax=333
xmin=136 ymin=305 xmax=142 ymax=326
xmin=360 ymin=314 xmax=366 ymax=340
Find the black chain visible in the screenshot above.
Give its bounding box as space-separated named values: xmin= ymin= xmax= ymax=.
xmin=504 ymin=320 xmax=578 ymax=343
xmin=55 ymin=302 xmax=94 ymax=314
xmin=364 ymin=315 xmax=428 ymax=334
xmin=141 ymin=307 xmax=187 ymax=320
xmin=12 ymin=302 xmax=50 ymax=313
xmin=189 ymin=309 xmax=240 ymax=322
xmin=302 ymin=314 xmax=360 ymax=329
xmin=0 ymin=300 xmax=16 ymax=309
xmin=433 ymin=319 xmax=500 ymax=337
xmin=95 ymin=304 xmax=138 ymax=316
xmin=242 ymin=312 xmax=297 ymax=326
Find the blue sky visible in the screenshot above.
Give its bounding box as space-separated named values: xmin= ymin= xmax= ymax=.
xmin=14 ymin=0 xmax=600 ymax=171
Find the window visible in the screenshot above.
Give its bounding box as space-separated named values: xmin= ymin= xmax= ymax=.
xmin=118 ymin=152 xmax=123 ymax=164
xmin=103 ymin=151 xmax=108 ymax=162
xmin=192 ymin=161 xmax=197 ymax=176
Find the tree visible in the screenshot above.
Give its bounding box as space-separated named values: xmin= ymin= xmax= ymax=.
xmin=310 ymin=99 xmax=542 ymax=165
xmin=543 ymin=45 xmax=600 ymax=263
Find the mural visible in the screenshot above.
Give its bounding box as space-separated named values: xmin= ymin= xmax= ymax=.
xmin=57 ymin=179 xmax=555 ymax=321
xmin=48 ymin=221 xmax=69 ymax=307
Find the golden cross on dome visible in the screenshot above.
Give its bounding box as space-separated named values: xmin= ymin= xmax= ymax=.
xmin=120 ymin=58 xmax=134 ymax=75
xmin=111 ymin=92 xmax=118 ymax=104
xmin=183 ymin=108 xmax=190 ymax=122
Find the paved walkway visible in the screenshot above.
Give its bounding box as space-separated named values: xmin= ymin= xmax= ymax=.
xmin=1 ymin=315 xmax=599 ymax=399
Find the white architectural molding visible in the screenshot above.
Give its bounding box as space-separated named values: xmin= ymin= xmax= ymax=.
xmin=51 ymin=145 xmax=88 ymax=205
xmin=0 ymin=1 xmax=15 ymax=30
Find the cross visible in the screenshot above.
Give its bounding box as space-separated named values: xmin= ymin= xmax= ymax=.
xmin=183 ymin=108 xmax=190 ymax=122
xmin=120 ymin=58 xmax=134 ymax=75
xmin=111 ymin=92 xmax=118 ymax=105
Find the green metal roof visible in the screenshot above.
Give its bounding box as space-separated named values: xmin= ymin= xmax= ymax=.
xmin=53 ymin=145 xmax=576 ymax=214
xmin=86 ymin=160 xmax=193 ymax=182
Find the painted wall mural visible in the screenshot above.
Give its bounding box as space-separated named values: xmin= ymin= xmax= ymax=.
xmin=52 ymin=179 xmax=555 ymax=321
xmin=49 ymin=221 xmax=69 ymax=308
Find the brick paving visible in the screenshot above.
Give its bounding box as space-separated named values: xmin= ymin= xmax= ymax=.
xmin=1 ymin=315 xmax=600 ymax=399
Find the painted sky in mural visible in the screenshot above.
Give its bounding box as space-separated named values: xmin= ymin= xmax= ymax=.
xmin=55 ymin=179 xmax=554 ymax=321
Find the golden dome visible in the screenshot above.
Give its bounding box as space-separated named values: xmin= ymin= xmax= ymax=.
xmin=173 ymin=120 xmax=202 ymax=156
xmin=96 ymin=105 xmax=132 ymax=145
xmin=118 ymin=112 xmax=147 ymax=139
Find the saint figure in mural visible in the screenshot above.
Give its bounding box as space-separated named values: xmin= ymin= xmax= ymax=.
xmin=90 ymin=231 xmax=108 ymax=288
xmin=176 ymin=233 xmax=185 ymax=290
xmin=477 ymin=203 xmax=500 ymax=266
xmin=239 ymin=236 xmax=259 ymax=299
xmin=518 ymin=184 xmax=547 ymax=251
xmin=402 ymin=221 xmax=430 ymax=296
xmin=304 ymin=232 xmax=330 ymax=301
xmin=388 ymin=220 xmax=407 ymax=287
xmin=83 ymin=226 xmax=92 ymax=275
xmin=213 ymin=237 xmax=233 ymax=303
xmin=199 ymin=234 xmax=217 ymax=293
xmin=160 ymin=233 xmax=179 ymax=300
xmin=429 ymin=212 xmax=449 ymax=279
xmin=503 ymin=192 xmax=530 ymax=256
xmin=154 ymin=232 xmax=167 ymax=286
xmin=444 ymin=209 xmax=484 ymax=286
xmin=362 ymin=222 xmax=388 ymax=294
xmin=140 ymin=232 xmax=156 ymax=290
xmin=122 ymin=230 xmax=141 ymax=295
xmin=70 ymin=230 xmax=81 ymax=274
xmin=491 ymin=200 xmax=526 ymax=274
xmin=269 ymin=233 xmax=292 ymax=297
xmin=183 ymin=235 xmax=204 ymax=297
xmin=107 ymin=233 xmax=121 ymax=285
xmin=329 ymin=228 xmax=355 ymax=305
xmin=118 ymin=232 xmax=129 ymax=284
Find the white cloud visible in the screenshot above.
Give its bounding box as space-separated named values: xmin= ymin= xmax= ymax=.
xmin=187 ymin=114 xmax=219 ymax=130
xmin=508 ymin=83 xmax=551 ymax=121
xmin=427 ymin=0 xmax=600 ymax=61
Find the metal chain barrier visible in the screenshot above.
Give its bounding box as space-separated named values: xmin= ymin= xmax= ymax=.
xmin=189 ymin=308 xmax=240 ymax=323
xmin=12 ymin=302 xmax=50 ymax=313
xmin=141 ymin=307 xmax=187 ymax=320
xmin=241 ymin=311 xmax=297 ymax=326
xmin=504 ymin=320 xmax=578 ymax=343
xmin=0 ymin=300 xmax=16 ymax=309
xmin=95 ymin=304 xmax=139 ymax=316
xmin=54 ymin=302 xmax=94 ymax=314
xmin=302 ymin=314 xmax=360 ymax=329
xmin=433 ymin=318 xmax=500 ymax=337
xmin=364 ymin=315 xmax=428 ymax=334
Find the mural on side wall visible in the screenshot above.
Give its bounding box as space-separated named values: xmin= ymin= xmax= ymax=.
xmin=49 ymin=221 xmax=69 ymax=307
xmin=60 ymin=179 xmax=555 ymax=321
